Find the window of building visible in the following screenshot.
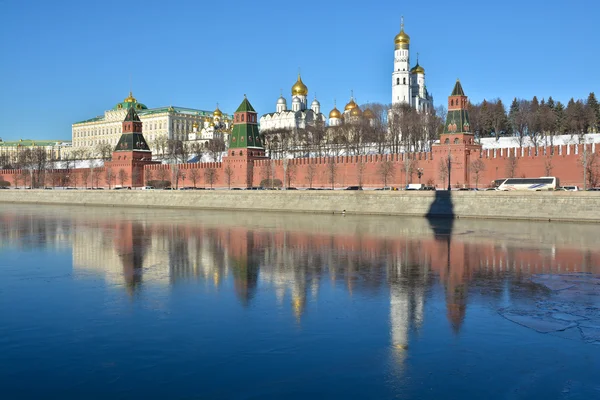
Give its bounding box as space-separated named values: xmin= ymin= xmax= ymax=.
xmin=444 ymin=138 xmax=450 ymax=144
xmin=396 ymin=78 xmax=400 ymax=85
xmin=241 ymin=114 xmax=244 ymax=122
xmin=454 ymin=138 xmax=460 ymax=144
xmin=403 ymin=78 xmax=406 ymax=84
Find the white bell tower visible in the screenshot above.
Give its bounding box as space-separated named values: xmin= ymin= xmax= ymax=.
xmin=392 ymin=17 xmax=411 ymax=106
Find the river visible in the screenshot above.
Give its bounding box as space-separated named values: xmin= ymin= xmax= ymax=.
xmin=0 ymin=205 xmax=599 ymax=399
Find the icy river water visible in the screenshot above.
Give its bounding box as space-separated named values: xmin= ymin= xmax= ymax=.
xmin=1 ymin=204 xmax=599 ymax=399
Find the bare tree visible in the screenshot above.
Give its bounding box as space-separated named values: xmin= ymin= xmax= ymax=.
xmin=585 ymin=152 xmax=599 ymax=188
xmin=131 ymin=168 xmax=141 ymax=188
xmin=156 ymin=168 xmax=169 ymax=187
xmin=326 ymin=158 xmax=337 ymax=189
xmin=30 ymin=147 xmax=49 ymax=188
xmin=204 ymin=168 xmax=218 ymax=189
xmin=306 ymin=163 xmax=317 ymax=189
xmin=105 ymin=168 xmax=115 ymax=189
xmin=94 ymin=143 xmax=113 ymax=161
xmin=189 ymin=168 xmax=200 ymax=188
xmin=402 ymin=155 xmax=415 ymax=186
xmin=544 ymin=157 xmax=554 ymax=177
xmin=206 ymin=138 xmax=226 ymax=162
xmin=81 ymin=169 xmax=91 ymax=189
xmin=357 ymin=158 xmax=366 ymax=188
xmin=118 ymin=168 xmax=128 ymax=187
xmin=224 ymin=164 xmax=234 ymax=189
xmin=285 ymin=162 xmax=297 ymax=188
xmin=469 ymin=159 xmax=486 ymax=189
xmin=438 ymin=159 xmax=449 ymax=189
xmin=377 ymin=159 xmax=395 ymax=188
xmin=506 ymin=155 xmax=518 ymax=178
xmin=145 ymin=169 xmax=154 ymax=186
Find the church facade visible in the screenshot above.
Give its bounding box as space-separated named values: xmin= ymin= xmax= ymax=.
xmin=259 ymin=74 xmax=326 ymax=132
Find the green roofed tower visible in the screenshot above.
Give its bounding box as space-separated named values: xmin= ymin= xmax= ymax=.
xmin=115 ymin=106 xmax=151 ymax=153
xmin=444 ymin=79 xmax=470 ymax=134
xmin=229 ymin=96 xmax=263 ymax=150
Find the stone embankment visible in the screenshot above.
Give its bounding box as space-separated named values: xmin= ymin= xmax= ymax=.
xmin=0 ymin=190 xmax=599 ymax=223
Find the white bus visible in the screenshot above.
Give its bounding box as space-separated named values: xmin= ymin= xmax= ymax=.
xmin=497 ymin=177 xmax=559 ymax=191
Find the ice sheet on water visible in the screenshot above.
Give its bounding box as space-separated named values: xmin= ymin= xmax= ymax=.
xmin=498 ymin=273 xmax=600 ymax=344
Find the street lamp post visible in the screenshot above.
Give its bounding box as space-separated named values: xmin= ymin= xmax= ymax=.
xmin=417 ymin=168 xmax=423 ymax=184
xmin=447 ymin=151 xmax=452 ymax=191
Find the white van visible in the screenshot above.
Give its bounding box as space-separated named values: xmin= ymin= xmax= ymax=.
xmin=405 ymin=184 xmax=424 ymax=190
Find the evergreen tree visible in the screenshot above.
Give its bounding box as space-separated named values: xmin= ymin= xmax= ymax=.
xmin=508 ymin=98 xmax=519 ymax=136
xmin=554 ymin=101 xmax=566 ymax=135
xmin=547 ymin=96 xmax=555 ymax=110
xmin=586 ymin=92 xmax=600 ymax=133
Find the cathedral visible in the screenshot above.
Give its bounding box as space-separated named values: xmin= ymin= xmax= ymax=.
xmin=259 ymin=74 xmax=326 ymax=132
xmin=260 ymin=18 xmax=433 ymax=134
xmin=392 ymin=17 xmax=434 ymax=112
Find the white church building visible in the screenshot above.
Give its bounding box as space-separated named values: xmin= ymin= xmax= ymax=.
xmin=259 ymin=74 xmax=326 ymax=132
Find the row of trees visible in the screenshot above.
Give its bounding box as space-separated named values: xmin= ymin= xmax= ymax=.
xmin=469 ymin=92 xmax=600 ymax=146
xmin=261 ymin=103 xmax=445 ymax=159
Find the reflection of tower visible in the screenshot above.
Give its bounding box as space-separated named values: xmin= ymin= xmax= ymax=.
xmin=114 ymin=221 xmax=150 ymax=295
xmin=388 ymin=245 xmax=427 ymax=368
xmin=230 ymin=229 xmax=259 ymax=306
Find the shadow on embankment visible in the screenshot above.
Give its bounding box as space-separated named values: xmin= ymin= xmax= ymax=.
xmin=425 ymin=190 xmax=455 ymax=240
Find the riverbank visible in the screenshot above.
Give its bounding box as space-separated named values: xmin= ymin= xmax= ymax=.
xmin=0 ymin=189 xmax=599 ymax=222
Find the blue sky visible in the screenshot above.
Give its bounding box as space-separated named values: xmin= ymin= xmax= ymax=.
xmin=0 ymin=0 xmax=598 ymax=141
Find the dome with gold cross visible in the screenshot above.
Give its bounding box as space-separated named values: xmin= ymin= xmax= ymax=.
xmin=113 ymin=91 xmax=148 ymax=111
xmin=394 ymin=17 xmax=410 ymax=50
xmin=291 ymin=73 xmax=308 ymax=96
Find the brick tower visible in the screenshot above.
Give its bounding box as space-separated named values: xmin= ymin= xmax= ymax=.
xmin=223 ymin=96 xmax=267 ymax=188
xmin=433 ymin=80 xmax=482 ymax=189
xmin=104 ymin=107 xmax=157 ymax=187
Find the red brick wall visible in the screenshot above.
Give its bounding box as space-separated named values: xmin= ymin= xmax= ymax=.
xmin=1 ymin=143 xmax=597 ymax=189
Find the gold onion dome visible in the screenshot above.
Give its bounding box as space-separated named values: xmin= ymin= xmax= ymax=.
xmin=124 ymin=91 xmax=137 ymax=103
xmin=213 ymin=105 xmax=223 ymax=117
xmin=394 ymin=17 xmax=410 ymax=49
xmin=363 ymin=108 xmax=375 ymax=119
xmin=411 ymin=63 xmax=425 ymax=74
xmin=344 ymin=98 xmax=358 ymax=111
xmin=329 ymin=107 xmax=342 ymax=119
xmin=291 ymin=73 xmax=308 ymax=96
xmin=350 ymin=106 xmax=362 ymax=117
xmin=192 ymin=121 xmax=199 ymax=128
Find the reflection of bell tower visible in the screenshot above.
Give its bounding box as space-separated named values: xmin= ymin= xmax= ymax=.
xmin=113 ymin=221 xmax=150 ymax=295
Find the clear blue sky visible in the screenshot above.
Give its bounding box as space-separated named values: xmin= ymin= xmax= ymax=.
xmin=0 ymin=0 xmax=598 ymax=141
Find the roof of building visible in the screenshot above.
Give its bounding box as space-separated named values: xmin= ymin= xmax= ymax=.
xmin=235 ymin=97 xmax=256 ymax=113
xmin=124 ymin=106 xmax=141 ymax=122
xmin=114 ymin=132 xmax=151 ymax=152
xmin=73 ymin=106 xmax=232 ymax=125
xmin=451 ymin=80 xmax=465 ymax=96
xmin=0 ymin=139 xmax=71 ymax=147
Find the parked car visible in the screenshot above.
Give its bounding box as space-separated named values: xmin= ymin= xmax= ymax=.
xmin=586 ymin=187 xmax=600 ymax=191
xmin=561 ymin=186 xmax=579 ymax=191
xmin=345 ymin=186 xmax=363 ymax=190
xmin=141 ymin=186 xmax=154 ymax=190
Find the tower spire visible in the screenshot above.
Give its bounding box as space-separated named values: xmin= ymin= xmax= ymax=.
xmin=401 ymin=16 xmax=404 ymax=31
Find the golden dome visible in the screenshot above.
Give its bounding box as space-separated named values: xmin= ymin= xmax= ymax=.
xmin=291 ymin=73 xmax=308 ymax=96
xmin=124 ymin=91 xmax=137 ymax=103
xmin=411 ymin=63 xmax=425 ymax=74
xmin=209 ymin=121 xmax=215 ymax=127
xmin=192 ymin=121 xmax=199 ymax=128
xmin=213 ymin=105 xmax=222 ymax=117
xmin=363 ymin=108 xmax=375 ymax=119
xmin=344 ymin=98 xmax=358 ymax=111
xmin=329 ymin=107 xmax=342 ymax=119
xmin=350 ymin=106 xmax=362 ymax=117
xmin=394 ymin=17 xmax=410 ymax=49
